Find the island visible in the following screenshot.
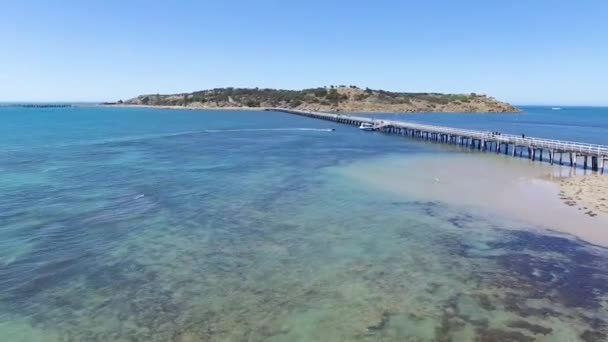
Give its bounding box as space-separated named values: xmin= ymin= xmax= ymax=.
xmin=114 ymin=86 xmax=520 ymax=113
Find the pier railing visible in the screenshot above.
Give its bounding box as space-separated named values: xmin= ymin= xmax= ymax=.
xmin=278 ymin=109 xmax=608 ymax=156
xmin=270 ymin=108 xmax=608 ymax=172
xmin=377 ymin=120 xmax=608 ymax=156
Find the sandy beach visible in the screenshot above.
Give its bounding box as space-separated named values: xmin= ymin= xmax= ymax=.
xmin=559 ymin=175 xmax=608 ymax=217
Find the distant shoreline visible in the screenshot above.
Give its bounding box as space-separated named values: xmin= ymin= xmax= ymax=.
xmin=116 ymin=86 xmax=522 ymax=113
xmin=0 ymin=103 xmax=73 ymax=108
xmin=99 ymin=103 xmax=267 ymax=112
xmin=99 ymin=103 xmax=517 ymax=114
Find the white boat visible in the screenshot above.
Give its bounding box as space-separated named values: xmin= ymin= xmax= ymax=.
xmin=551 ymin=107 xmax=562 ymax=110
xmin=359 ymin=122 xmax=376 ymax=131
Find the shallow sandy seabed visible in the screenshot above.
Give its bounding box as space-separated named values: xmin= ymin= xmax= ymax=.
xmin=337 ymin=152 xmax=608 ymax=247
xmin=3 ymin=149 xmax=608 ymax=341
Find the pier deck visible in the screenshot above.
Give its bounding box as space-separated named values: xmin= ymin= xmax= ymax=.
xmin=270 ymin=108 xmax=608 ymax=173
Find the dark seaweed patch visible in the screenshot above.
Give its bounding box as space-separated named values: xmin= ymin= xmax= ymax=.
xmin=435 ymin=314 xmax=466 ymax=342
xmin=366 ymin=311 xmax=392 ymax=331
xmin=581 ymin=329 xmax=608 ymax=342
xmin=487 ymin=230 xmax=598 ymax=264
xmin=501 ymin=292 xmax=562 ymax=318
xmin=475 ymin=327 xmax=534 ymax=342
xmin=434 ymin=294 xmax=490 ymax=340
xmin=434 ymin=224 xmax=608 ymax=339
xmin=578 ymin=317 xmax=608 ymax=341
xmin=85 ymin=260 xmax=144 ymax=290
xmin=507 ymin=320 xmax=552 ymax=335
xmin=426 ymin=282 xmax=441 ymax=295
xmin=472 ymin=293 xmax=496 ymax=311
xmin=446 ymin=213 xmax=476 ymax=229
xmin=438 ymin=233 xmax=475 ymax=258
xmin=1 ymin=249 xmax=94 ymax=300
xmin=390 ymin=200 xmax=442 ymax=214
xmin=488 ymin=231 xmax=608 ymax=310
xmin=440 ymin=227 xmax=608 ymax=311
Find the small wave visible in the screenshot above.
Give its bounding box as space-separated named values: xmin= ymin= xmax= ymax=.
xmin=133 ymin=194 xmax=145 ymax=199
xmin=64 ymin=131 xmax=201 ymax=147
xmin=87 ymin=128 xmax=334 ymax=143
xmin=202 ymin=128 xmax=334 ymax=133
xmin=0 ymin=128 xmax=334 ymax=152
xmin=80 ymin=196 xmax=156 ymax=225
xmin=41 ymin=166 xmax=62 ymax=173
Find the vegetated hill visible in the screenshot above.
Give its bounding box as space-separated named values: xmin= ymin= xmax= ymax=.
xmin=124 ymin=86 xmax=520 ymax=113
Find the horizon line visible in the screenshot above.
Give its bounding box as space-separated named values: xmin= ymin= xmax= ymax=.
xmin=2 ymin=101 xmax=608 ymax=108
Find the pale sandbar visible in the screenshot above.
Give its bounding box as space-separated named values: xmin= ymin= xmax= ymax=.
xmin=335 ymin=152 xmax=608 ymax=247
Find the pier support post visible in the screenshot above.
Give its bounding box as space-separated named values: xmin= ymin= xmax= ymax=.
xmin=592 ymin=156 xmax=598 ymax=171
xmin=584 ymin=156 xmax=588 ymax=170
xmin=570 ymin=153 xmax=574 ymax=167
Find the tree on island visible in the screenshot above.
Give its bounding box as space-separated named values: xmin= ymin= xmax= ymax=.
xmin=245 ymin=99 xmax=260 ymax=107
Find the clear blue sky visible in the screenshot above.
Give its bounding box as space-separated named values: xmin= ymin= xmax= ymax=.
xmin=1 ymin=0 xmax=607 ymax=105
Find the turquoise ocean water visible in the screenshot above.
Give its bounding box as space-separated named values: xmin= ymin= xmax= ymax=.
xmin=1 ymin=105 xmax=608 ymax=341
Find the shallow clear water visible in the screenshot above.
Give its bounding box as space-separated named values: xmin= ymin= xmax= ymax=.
xmin=1 ymin=106 xmax=608 ymax=341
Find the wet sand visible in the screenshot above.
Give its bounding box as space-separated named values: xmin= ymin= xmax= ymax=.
xmin=336 ymin=152 xmax=608 ymax=247
xmin=560 ymin=175 xmax=608 ymax=218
